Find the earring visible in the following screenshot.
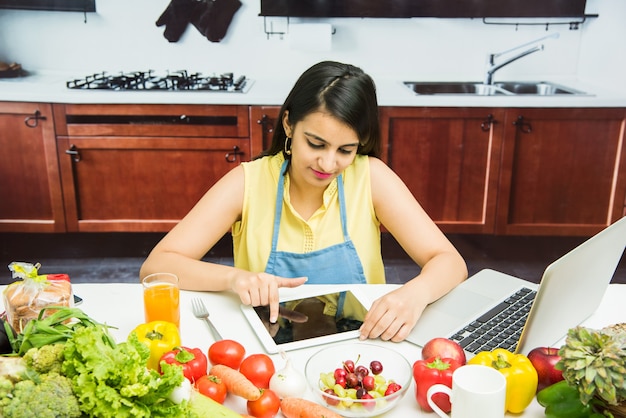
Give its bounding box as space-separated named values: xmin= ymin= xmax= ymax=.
xmin=284 ymin=137 xmax=292 ymax=156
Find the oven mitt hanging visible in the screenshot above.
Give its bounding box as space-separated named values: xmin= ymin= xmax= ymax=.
xmin=190 ymin=0 xmax=242 ymax=43
xmin=156 ymin=0 xmax=196 ymax=42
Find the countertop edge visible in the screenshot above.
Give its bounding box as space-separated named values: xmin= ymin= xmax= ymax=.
xmin=1 ymin=74 xmax=625 ymax=108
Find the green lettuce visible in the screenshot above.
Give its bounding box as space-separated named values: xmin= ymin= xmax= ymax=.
xmin=61 ymin=325 xmax=188 ymax=417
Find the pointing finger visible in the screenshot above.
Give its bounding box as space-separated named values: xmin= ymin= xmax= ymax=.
xmin=276 ymin=276 xmax=308 ymax=288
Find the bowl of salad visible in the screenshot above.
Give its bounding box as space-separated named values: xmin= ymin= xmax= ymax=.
xmin=304 ymin=342 xmax=412 ymax=417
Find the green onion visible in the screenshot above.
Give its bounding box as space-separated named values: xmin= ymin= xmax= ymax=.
xmin=14 ymin=306 xmax=115 ymax=355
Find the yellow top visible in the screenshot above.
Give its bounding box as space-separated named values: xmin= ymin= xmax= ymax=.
xmin=232 ymin=153 xmax=385 ymax=285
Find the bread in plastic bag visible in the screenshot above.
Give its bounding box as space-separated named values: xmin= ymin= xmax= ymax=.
xmin=3 ymin=262 xmax=73 ymax=333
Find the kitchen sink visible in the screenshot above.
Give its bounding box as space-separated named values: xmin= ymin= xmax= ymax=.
xmin=403 ymin=81 xmax=587 ymax=96
xmin=493 ymin=81 xmax=586 ymax=95
xmin=403 ymin=81 xmax=510 ymax=96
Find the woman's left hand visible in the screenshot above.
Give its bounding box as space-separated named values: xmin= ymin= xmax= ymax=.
xmin=358 ymin=286 xmax=427 ymax=342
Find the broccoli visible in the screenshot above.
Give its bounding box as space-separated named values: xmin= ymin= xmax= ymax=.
xmin=22 ymin=343 xmax=65 ymax=374
xmin=0 ymin=376 xmax=14 ymax=409
xmin=0 ymin=372 xmax=81 ymax=418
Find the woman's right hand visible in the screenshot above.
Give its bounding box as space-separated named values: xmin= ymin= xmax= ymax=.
xmin=230 ymin=272 xmax=307 ymax=323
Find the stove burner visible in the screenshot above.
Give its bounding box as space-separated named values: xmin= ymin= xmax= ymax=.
xmin=66 ymin=70 xmax=253 ymax=93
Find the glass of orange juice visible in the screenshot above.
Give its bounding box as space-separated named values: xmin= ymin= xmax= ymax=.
xmin=142 ymin=272 xmax=180 ymax=328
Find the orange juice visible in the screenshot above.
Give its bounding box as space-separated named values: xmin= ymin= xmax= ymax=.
xmin=142 ymin=273 xmax=180 ymax=328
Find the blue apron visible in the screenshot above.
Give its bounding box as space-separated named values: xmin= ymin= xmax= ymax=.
xmin=265 ymin=161 xmax=367 ymax=315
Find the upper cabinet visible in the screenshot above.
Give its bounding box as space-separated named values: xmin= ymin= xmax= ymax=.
xmin=0 ymin=0 xmax=95 ymax=12
xmin=259 ymin=0 xmax=587 ymax=18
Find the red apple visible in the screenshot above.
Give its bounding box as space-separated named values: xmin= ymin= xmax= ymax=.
xmin=421 ymin=338 xmax=466 ymax=365
xmin=527 ymin=346 xmax=564 ymax=391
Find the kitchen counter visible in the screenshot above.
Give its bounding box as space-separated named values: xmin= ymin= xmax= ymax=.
xmin=1 ymin=71 xmax=625 ymax=108
xmin=2 ymin=271 xmax=624 ymax=417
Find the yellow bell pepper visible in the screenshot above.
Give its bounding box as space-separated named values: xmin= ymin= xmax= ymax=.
xmin=468 ymin=348 xmax=538 ymax=413
xmin=131 ymin=321 xmax=181 ymax=370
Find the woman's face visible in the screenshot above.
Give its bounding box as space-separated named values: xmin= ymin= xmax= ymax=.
xmin=283 ymin=110 xmax=360 ymax=188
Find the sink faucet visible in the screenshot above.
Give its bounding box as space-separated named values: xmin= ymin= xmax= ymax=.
xmin=484 ymin=33 xmax=560 ymax=85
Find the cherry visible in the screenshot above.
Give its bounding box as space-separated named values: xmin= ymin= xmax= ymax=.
xmin=370 ymin=360 xmax=383 ymax=375
xmin=346 ymin=372 xmax=359 ymax=388
xmin=323 ymin=388 xmax=340 ymax=406
xmin=355 ymin=365 xmax=369 ymax=377
xmin=334 ymin=368 xmax=347 ymax=380
xmin=362 ymin=375 xmax=376 ymax=391
xmin=361 ymin=393 xmax=376 ymax=411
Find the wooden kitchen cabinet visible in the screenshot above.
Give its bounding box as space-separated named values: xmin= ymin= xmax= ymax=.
xmin=0 ymin=102 xmax=65 ymax=232
xmin=249 ymin=105 xmax=280 ymax=157
xmin=12 ymin=101 xmax=619 ymax=237
xmin=54 ymin=104 xmax=251 ymax=232
xmin=248 ymin=105 xmax=501 ymax=234
xmin=496 ymin=108 xmax=626 ymax=236
xmin=380 ymin=107 xmax=504 ymax=234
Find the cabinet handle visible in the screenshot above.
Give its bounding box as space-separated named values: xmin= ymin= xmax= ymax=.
xmin=24 ymin=110 xmax=47 ymax=128
xmin=66 ymin=144 xmax=81 ymax=162
xmin=257 ymin=114 xmax=274 ymax=134
xmin=225 ymin=145 xmax=244 ymax=163
xmin=481 ymin=114 xmax=496 ymax=132
xmin=513 ymin=115 xmax=532 ymax=133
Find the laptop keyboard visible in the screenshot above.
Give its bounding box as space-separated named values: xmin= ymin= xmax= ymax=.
xmin=450 ymin=287 xmax=537 ymax=354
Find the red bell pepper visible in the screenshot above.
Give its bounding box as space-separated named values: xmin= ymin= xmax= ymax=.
xmin=413 ymin=356 xmax=463 ymax=413
xmin=160 ymin=346 xmax=208 ymax=383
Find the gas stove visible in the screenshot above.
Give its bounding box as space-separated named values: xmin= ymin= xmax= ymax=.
xmin=66 ymin=70 xmax=253 ymax=93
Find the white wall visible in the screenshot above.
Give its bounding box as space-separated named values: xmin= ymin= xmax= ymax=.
xmin=577 ymin=0 xmax=626 ymax=84
xmin=0 ymin=0 xmax=623 ymax=84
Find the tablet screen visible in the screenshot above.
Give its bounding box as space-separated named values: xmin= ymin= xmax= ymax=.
xmin=248 ymin=290 xmax=368 ymax=351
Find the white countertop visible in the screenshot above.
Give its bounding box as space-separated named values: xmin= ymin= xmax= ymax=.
xmin=1 ymin=71 xmax=625 ymax=108
xmin=3 ymin=273 xmax=623 ymax=417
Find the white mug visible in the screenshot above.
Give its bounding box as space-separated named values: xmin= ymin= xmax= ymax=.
xmin=427 ymin=364 xmax=506 ymax=418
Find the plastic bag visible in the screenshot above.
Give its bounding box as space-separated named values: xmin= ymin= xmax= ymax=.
xmin=3 ymin=262 xmax=73 ymax=333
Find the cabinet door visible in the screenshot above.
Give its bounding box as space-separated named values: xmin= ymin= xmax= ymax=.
xmin=380 ymin=107 xmax=503 ymax=234
xmin=0 ymin=102 xmax=65 ymax=232
xmin=497 ymin=108 xmax=626 ymax=236
xmin=57 ymin=136 xmax=249 ymax=232
xmin=55 ymin=104 xmax=251 ymax=232
xmin=250 ymin=106 xmax=281 ymax=157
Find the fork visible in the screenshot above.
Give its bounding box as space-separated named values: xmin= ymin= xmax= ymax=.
xmin=191 ymin=298 xmax=222 ymax=341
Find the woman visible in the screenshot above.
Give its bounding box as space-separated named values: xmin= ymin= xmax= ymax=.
xmin=140 ymin=61 xmax=467 ymax=342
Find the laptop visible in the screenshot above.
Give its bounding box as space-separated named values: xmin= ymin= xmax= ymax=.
xmin=405 ymin=216 xmax=626 ymax=356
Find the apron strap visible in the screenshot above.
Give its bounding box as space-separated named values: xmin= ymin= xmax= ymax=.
xmin=270 ymin=161 xmax=288 ymax=253
xmin=335 ymin=171 xmax=350 ymax=241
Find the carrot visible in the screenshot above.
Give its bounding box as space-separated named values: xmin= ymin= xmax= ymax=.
xmin=210 ymin=364 xmax=262 ymax=401
xmin=280 ymin=397 xmax=343 ymax=418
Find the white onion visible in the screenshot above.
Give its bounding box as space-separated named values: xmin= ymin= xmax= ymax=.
xmin=269 ymin=351 xmax=307 ymax=399
xmin=169 ymin=378 xmax=192 ymax=404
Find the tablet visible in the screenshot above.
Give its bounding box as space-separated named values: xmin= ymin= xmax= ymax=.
xmin=241 ymin=288 xmax=369 ymax=354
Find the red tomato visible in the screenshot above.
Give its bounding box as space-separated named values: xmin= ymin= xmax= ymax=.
xmin=195 ymin=374 xmax=227 ymax=404
xmin=247 ymin=388 xmax=280 ymax=418
xmin=208 ymin=339 xmax=246 ymax=369
xmin=239 ymin=353 xmax=275 ymax=389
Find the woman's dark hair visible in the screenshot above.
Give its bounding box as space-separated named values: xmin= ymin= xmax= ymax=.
xmin=257 ymin=61 xmax=381 ymax=160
